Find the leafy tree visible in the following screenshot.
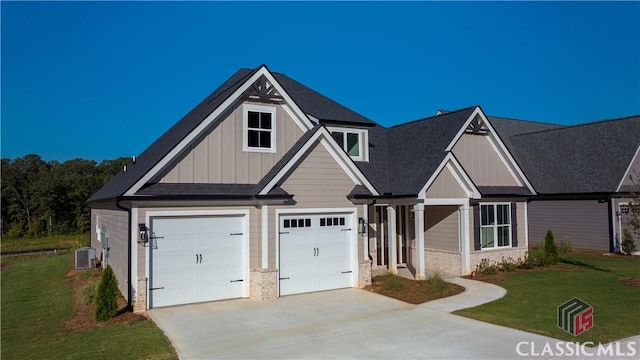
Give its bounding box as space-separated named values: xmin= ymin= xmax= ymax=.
xmin=95 ymin=265 xmax=120 ymax=322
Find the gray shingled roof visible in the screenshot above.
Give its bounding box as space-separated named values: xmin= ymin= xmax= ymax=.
xmin=510 ymin=115 xmax=640 ymax=194
xmin=88 ymin=66 xmax=376 ymax=202
xmin=384 ymin=107 xmax=478 ymax=196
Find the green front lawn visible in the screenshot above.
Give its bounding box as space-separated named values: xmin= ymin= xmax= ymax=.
xmin=455 ymin=251 xmax=640 ymax=343
xmin=1 ymin=233 xmax=90 ymax=252
xmin=1 ymin=254 xmax=176 ymax=359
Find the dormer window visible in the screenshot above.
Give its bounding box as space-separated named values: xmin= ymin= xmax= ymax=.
xmin=328 ymin=127 xmax=368 ymax=161
xmin=243 ymin=104 xmax=276 ymax=153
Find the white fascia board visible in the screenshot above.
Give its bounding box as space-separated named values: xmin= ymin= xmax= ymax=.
xmin=444 ymin=106 xmax=536 ymax=195
xmin=444 ymin=106 xmax=482 ymax=152
xmin=616 ymin=145 xmax=640 ymax=192
xmin=124 ymin=66 xmax=313 ymax=197
xmin=258 ymin=127 xmax=379 ymax=196
xmin=478 ymin=111 xmax=537 ymax=195
xmin=418 ymin=153 xmax=480 ymax=200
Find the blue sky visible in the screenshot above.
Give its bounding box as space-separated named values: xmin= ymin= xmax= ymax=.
xmin=2 ymin=1 xmax=639 ymax=162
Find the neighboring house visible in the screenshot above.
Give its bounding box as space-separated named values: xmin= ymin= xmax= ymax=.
xmin=87 ymin=64 xmax=638 ymax=311
xmin=491 ymin=117 xmax=640 ymax=252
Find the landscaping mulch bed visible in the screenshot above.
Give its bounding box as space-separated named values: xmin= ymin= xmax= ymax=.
xmin=64 ymin=259 xmax=146 ymax=333
xmin=466 ymin=263 xmax=577 ymax=284
xmin=364 ymin=275 xmax=465 ymax=304
xmin=617 ymin=276 xmax=640 ymax=287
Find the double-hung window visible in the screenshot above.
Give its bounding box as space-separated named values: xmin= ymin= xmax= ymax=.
xmin=328 ymin=127 xmax=368 ymax=161
xmin=243 ymin=104 xmax=276 ymax=153
xmin=480 ymin=203 xmax=511 ymax=249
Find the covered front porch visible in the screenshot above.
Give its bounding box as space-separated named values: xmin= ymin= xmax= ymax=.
xmin=367 ymin=199 xmax=472 ymax=279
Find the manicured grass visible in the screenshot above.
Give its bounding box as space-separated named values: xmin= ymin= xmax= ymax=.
xmin=455 ymin=251 xmax=640 ymax=343
xmin=1 ymin=233 xmax=90 ymax=252
xmin=1 ymin=254 xmax=176 ymax=360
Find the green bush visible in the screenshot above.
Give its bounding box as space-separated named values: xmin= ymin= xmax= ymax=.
xmin=95 ymin=265 xmax=119 ymax=322
xmin=544 ymin=230 xmax=559 ymax=265
xmin=80 ymin=281 xmax=98 ymax=305
xmin=382 ymin=273 xmax=406 ymax=291
xmin=621 ymin=229 xmax=637 ymax=254
xmin=426 ymin=273 xmax=450 ymax=295
xmin=522 ymin=246 xmax=546 ymax=268
xmin=557 ymin=239 xmax=573 ymax=254
xmin=477 ymin=258 xmax=497 ymax=274
xmin=498 ymin=257 xmax=518 ymax=272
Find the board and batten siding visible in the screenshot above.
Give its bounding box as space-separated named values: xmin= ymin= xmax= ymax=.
xmin=424 ymin=205 xmax=460 ymax=252
xmin=270 ymin=140 xmax=362 ymax=265
xmin=528 ymin=200 xmax=609 ymax=251
xmin=160 ymin=102 xmax=305 ymax=184
xmin=136 ymin=206 xmax=261 ymax=280
xmin=90 ymin=208 xmax=130 ymax=300
xmin=425 ymin=165 xmax=468 ymax=198
xmin=452 ymin=134 xmax=519 ymax=186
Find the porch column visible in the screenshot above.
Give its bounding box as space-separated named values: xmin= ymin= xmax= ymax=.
xmin=386 ymin=206 xmax=397 ymax=274
xmin=460 ymin=201 xmax=471 ymax=275
xmin=413 ymin=204 xmax=426 ymax=280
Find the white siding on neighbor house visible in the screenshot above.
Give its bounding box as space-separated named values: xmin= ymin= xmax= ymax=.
xmin=424 ymin=205 xmax=459 ymax=252
xmin=528 ymin=200 xmax=609 ymax=251
xmin=160 ymin=102 xmax=304 ymax=184
xmin=136 ymin=206 xmax=260 ymax=280
xmin=425 ymin=165 xmax=468 ymax=199
xmin=270 ymin=141 xmax=361 ymax=266
xmin=452 ymin=134 xmax=519 ymax=186
xmin=90 ymin=208 xmax=130 ymax=300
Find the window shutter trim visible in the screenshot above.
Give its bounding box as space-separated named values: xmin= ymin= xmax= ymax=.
xmin=473 ymin=204 xmax=481 ymax=250
xmin=511 ymin=202 xmax=518 ymax=247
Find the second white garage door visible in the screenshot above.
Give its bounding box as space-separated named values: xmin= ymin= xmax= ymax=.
xmin=149 ymin=215 xmax=246 ymax=308
xmin=279 ymin=213 xmax=354 ymax=296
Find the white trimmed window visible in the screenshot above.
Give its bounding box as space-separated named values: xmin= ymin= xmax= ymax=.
xmin=243 ymin=104 xmax=276 ymax=153
xmin=328 ymin=127 xmax=368 ymax=161
xmin=480 ymin=203 xmax=511 ymax=249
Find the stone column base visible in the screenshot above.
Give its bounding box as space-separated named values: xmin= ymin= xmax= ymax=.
xmin=133 ymin=277 xmax=147 ymax=313
xmin=358 ymin=260 xmax=372 ymax=288
xmin=250 ymin=268 xmax=278 ymax=300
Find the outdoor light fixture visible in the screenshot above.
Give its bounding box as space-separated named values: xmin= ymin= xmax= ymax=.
xmin=138 ymin=224 xmax=148 ymax=245
xmin=358 ymin=217 xmax=368 ymax=235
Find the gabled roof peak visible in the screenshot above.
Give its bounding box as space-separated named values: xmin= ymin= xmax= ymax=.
xmin=389 ymin=106 xmax=479 ymax=129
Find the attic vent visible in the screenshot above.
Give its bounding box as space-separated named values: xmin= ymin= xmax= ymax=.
xmin=465 ymin=114 xmax=489 ymax=135
xmin=244 ymin=75 xmax=284 ymax=103
xmin=75 ymin=247 xmax=96 ymax=270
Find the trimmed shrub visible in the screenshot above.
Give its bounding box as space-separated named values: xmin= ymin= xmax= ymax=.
xmin=498 ymin=257 xmax=518 ymax=272
xmin=621 ymin=229 xmax=637 ymax=254
xmin=522 ymin=246 xmax=546 ymax=268
xmin=477 ymin=258 xmax=497 ymax=275
xmin=95 ymin=265 xmax=119 ymax=322
xmin=544 ymin=230 xmax=559 ymax=265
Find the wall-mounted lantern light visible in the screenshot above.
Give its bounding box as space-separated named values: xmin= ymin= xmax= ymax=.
xmin=358 ymin=217 xmax=368 ymax=235
xmin=138 ymin=224 xmax=148 ymax=245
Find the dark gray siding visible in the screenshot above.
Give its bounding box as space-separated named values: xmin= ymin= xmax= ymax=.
xmin=528 ymin=200 xmax=610 ymax=251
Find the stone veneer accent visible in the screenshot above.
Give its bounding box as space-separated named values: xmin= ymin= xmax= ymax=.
xmin=425 ymin=249 xmax=462 ymax=276
xmin=250 ymin=268 xmax=278 ymax=300
xmin=134 ymin=277 xmax=147 ymax=313
xmin=470 ymin=248 xmax=527 ymax=272
xmin=358 ymin=260 xmax=372 ymax=287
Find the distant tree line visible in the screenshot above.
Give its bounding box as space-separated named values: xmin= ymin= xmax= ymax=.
xmin=1 ymin=154 xmax=130 ymax=237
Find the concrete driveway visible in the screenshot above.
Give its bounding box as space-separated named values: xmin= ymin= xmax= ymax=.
xmin=150 ymin=287 xmax=570 ymax=359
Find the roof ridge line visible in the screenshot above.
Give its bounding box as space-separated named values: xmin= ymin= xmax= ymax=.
xmin=512 ymin=113 xmax=640 ymax=138
xmin=389 ymin=106 xmax=478 ymax=129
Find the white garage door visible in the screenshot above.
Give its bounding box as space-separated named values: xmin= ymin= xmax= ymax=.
xmin=149 ymin=215 xmax=245 ymax=308
xmin=279 ymin=213 xmax=354 ymax=296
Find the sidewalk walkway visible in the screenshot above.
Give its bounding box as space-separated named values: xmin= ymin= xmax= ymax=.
xmin=422 ymin=277 xmax=507 ymax=312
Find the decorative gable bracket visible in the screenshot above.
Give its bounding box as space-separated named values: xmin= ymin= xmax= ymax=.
xmin=243 ymin=75 xmax=284 ymax=103
xmin=465 ymin=114 xmax=489 ymax=135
